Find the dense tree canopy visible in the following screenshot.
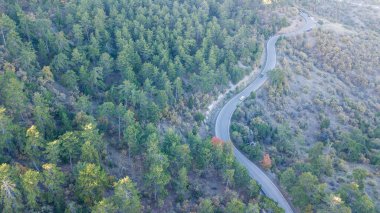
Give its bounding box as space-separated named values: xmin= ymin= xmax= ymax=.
xmin=0 ymin=0 xmax=290 ymax=211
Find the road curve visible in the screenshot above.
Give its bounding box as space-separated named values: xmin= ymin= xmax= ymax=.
xmin=215 ymin=12 xmax=314 ymax=213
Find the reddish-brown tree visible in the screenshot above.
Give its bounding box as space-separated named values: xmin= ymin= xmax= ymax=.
xmin=211 ymin=136 xmax=224 ymax=146
xmin=261 ymin=153 xmax=272 ymax=169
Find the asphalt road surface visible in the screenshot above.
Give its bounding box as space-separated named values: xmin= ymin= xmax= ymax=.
xmin=215 ymin=12 xmax=315 ymax=213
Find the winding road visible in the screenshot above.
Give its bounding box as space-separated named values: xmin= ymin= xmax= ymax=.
xmin=215 ymin=12 xmax=315 ymax=213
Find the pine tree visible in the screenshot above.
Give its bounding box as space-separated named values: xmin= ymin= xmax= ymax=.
xmin=112 ymin=176 xmax=141 ymax=213
xmin=41 ymin=163 xmax=65 ymax=207
xmin=92 ymin=199 xmax=116 ymax=213
xmin=76 ymin=163 xmax=108 ymax=206
xmin=175 ymin=167 xmax=189 ymax=201
xmin=123 ymin=111 xmax=140 ymax=158
xmin=0 ymin=164 xmax=23 ymax=212
xmin=33 ymin=93 xmax=55 ymax=139
xmin=144 ymin=133 xmax=170 ymax=202
xmin=80 ymin=141 xmax=100 ymax=165
xmin=0 ymin=65 xmax=27 ymax=119
xmin=0 ymin=107 xmax=13 ymax=161
xmin=198 ymin=198 xmax=214 ymax=213
xmin=45 ymin=140 xmax=61 ymax=164
xmin=21 ymin=170 xmax=42 ymax=209
xmin=25 ymin=126 xmax=44 ymax=170
xmin=59 ymin=131 xmax=81 ymax=170
xmin=80 ymin=123 xmax=105 ymax=158
xmin=226 ymin=198 xmax=246 ymax=213
xmin=223 ymin=169 xmax=235 ymax=188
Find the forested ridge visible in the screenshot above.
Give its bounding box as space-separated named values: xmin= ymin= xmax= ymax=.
xmin=0 ymin=0 xmax=289 ymax=212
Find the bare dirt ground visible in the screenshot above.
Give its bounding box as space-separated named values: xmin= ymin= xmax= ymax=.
xmin=278 ymin=14 xmax=304 ymax=34
xmin=302 ymin=0 xmax=380 ymax=33
xmin=348 ymin=0 xmax=380 ymax=10
xmin=319 ymin=20 xmax=354 ymax=34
